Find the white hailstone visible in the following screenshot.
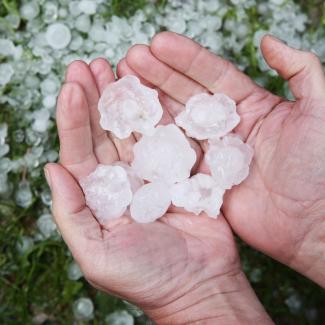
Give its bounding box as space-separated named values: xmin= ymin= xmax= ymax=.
xmin=73 ymin=298 xmax=94 ymax=320
xmin=98 ymin=75 xmax=163 ymax=139
xmin=206 ymin=135 xmax=254 ymax=190
xmin=67 ymin=261 xmax=83 ymax=281
xmin=20 ymin=2 xmax=40 ymax=20
xmin=32 ymin=109 xmax=50 ymax=133
xmin=46 ymin=23 xmax=71 ymax=50
xmin=42 ymin=95 xmax=57 ymax=108
xmin=0 ymin=123 xmax=8 ymax=145
xmin=130 ymin=182 xmax=171 ymax=223
xmin=0 ymin=144 xmax=9 ymax=158
xmin=89 ymin=24 xmax=106 ymax=42
xmin=43 ymin=2 xmax=58 ymax=24
xmin=105 ymin=311 xmax=134 ymax=325
xmin=80 ymin=165 xmax=132 ymax=222
xmin=0 ymin=39 xmax=15 ymax=57
xmin=15 ymin=181 xmax=33 ymax=208
xmin=113 ymin=161 xmax=144 ymax=194
xmin=16 ymin=235 xmax=34 ymax=254
xmin=132 ymin=124 xmax=196 ymax=184
xmin=40 ymin=77 xmax=59 ymax=95
xmin=78 ymin=0 xmax=97 ymax=15
xmin=171 ymin=174 xmax=224 ymax=218
xmin=75 ymin=14 xmax=91 ymax=33
xmin=176 ymin=93 xmax=240 ymax=140
xmin=0 ymin=63 xmax=14 ymax=86
xmin=37 ymin=213 xmax=57 ymax=239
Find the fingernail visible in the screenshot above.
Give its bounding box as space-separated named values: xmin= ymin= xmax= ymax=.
xmin=266 ymin=34 xmax=285 ymax=44
xmin=44 ymin=166 xmax=52 ymax=188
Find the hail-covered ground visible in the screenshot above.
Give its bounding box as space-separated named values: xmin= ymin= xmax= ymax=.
xmin=1 ymin=0 xmax=324 ymax=323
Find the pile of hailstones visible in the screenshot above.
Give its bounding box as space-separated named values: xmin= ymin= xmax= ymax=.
xmin=80 ymin=75 xmax=253 ymax=224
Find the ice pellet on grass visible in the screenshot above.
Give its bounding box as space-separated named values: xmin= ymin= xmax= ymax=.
xmin=132 ymin=124 xmax=197 ymax=184
xmin=46 ymin=23 xmax=71 ymax=49
xmin=171 ymin=173 xmax=224 ymax=218
xmin=80 ymin=165 xmax=132 ymax=222
xmin=176 ymin=93 xmax=240 ymax=140
xmin=130 ymin=182 xmax=171 ymax=223
xmin=98 ymin=75 xmax=163 ymax=139
xmin=206 ymin=135 xmax=254 ymax=189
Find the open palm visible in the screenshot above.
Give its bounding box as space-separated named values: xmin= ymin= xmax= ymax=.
xmin=47 ymin=58 xmax=260 ymax=322
xmin=119 ymin=32 xmax=325 ymax=285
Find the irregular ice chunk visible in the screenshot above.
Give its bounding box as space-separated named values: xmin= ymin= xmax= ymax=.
xmin=113 ymin=161 xmax=144 ymax=194
xmin=205 ymin=135 xmax=254 ymax=189
xmin=171 ymin=173 xmax=224 ymax=218
xmin=132 ymin=124 xmax=196 ymax=184
xmin=80 ymin=165 xmax=132 ymax=222
xmin=98 ymin=75 xmax=163 ymax=139
xmin=130 ymin=182 xmax=171 ymax=223
xmin=176 ymin=93 xmax=240 ymax=140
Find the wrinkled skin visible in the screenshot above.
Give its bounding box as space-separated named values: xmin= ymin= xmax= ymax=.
xmin=47 ymin=32 xmax=325 ymax=323
xmin=119 ymin=32 xmax=325 ymax=285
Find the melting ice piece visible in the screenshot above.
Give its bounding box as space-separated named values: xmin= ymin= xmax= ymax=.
xmin=98 ymin=75 xmax=163 ymax=139
xmin=130 ymin=182 xmax=171 ymax=223
xmin=205 ymin=135 xmax=254 ymax=189
xmin=132 ymin=124 xmax=197 ymax=184
xmin=113 ymin=161 xmax=144 ymax=194
xmin=171 ymin=173 xmax=224 ymax=218
xmin=80 ymin=164 xmax=132 ymax=222
xmin=175 ymin=93 xmax=240 ymax=140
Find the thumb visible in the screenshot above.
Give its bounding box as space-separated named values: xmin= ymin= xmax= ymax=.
xmin=44 ymin=163 xmax=101 ymax=263
xmin=261 ymin=35 xmax=325 ymax=100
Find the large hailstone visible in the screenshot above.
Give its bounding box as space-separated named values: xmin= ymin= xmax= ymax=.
xmin=130 ymin=182 xmax=171 ymax=223
xmin=171 ymin=173 xmax=224 ymax=218
xmin=205 ymin=135 xmax=254 ymax=189
xmin=132 ymin=124 xmax=197 ymax=184
xmin=80 ymin=165 xmax=132 ymax=222
xmin=98 ymin=75 xmax=163 ymax=139
xmin=175 ymin=93 xmax=240 ymax=140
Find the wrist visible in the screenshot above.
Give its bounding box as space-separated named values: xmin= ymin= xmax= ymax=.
xmin=288 ymin=212 xmax=325 ymax=287
xmin=144 ymin=270 xmax=273 ymax=325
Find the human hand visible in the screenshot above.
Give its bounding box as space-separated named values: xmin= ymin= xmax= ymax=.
xmin=45 ymin=59 xmax=272 ymax=323
xmin=119 ymin=32 xmax=325 ymax=286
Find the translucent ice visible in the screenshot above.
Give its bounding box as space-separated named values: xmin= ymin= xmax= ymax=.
xmin=113 ymin=161 xmax=144 ymax=194
xmin=171 ymin=173 xmax=224 ymax=218
xmin=80 ymin=165 xmax=132 ymax=222
xmin=175 ymin=93 xmax=240 ymax=140
xmin=73 ymin=298 xmax=94 ymax=320
xmin=205 ymin=135 xmax=254 ymax=189
xmin=98 ymin=75 xmax=163 ymax=139
xmin=130 ymin=182 xmax=171 ymax=223
xmin=132 ymin=124 xmax=196 ymax=184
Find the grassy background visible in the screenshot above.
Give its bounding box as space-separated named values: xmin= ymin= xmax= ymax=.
xmin=0 ymin=0 xmax=324 ymax=324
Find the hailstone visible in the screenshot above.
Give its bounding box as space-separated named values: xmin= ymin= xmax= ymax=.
xmin=80 ymin=164 xmax=132 ymax=222
xmin=175 ymin=93 xmax=240 ymax=140
xmin=113 ymin=161 xmax=144 ymax=194
xmin=98 ymin=75 xmax=163 ymax=139
xmin=171 ymin=173 xmax=224 ymax=218
xmin=132 ymin=124 xmax=197 ymax=184
xmin=130 ymin=182 xmax=171 ymax=223
xmin=205 ymin=135 xmax=254 ymax=189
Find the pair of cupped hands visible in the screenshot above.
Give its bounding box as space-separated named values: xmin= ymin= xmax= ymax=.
xmin=45 ymin=32 xmax=325 ymax=324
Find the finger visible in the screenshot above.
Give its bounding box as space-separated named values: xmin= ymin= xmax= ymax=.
xmin=261 ymin=35 xmax=325 ymax=100
xmin=90 ymin=58 xmax=136 ymax=163
xmin=150 ymin=32 xmax=262 ymax=103
xmin=45 ymin=163 xmax=101 ymax=264
xmin=57 ymin=82 xmax=97 ymax=180
xmin=66 ymin=60 xmax=118 ymax=164
xmin=126 ymin=44 xmax=207 ymax=104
